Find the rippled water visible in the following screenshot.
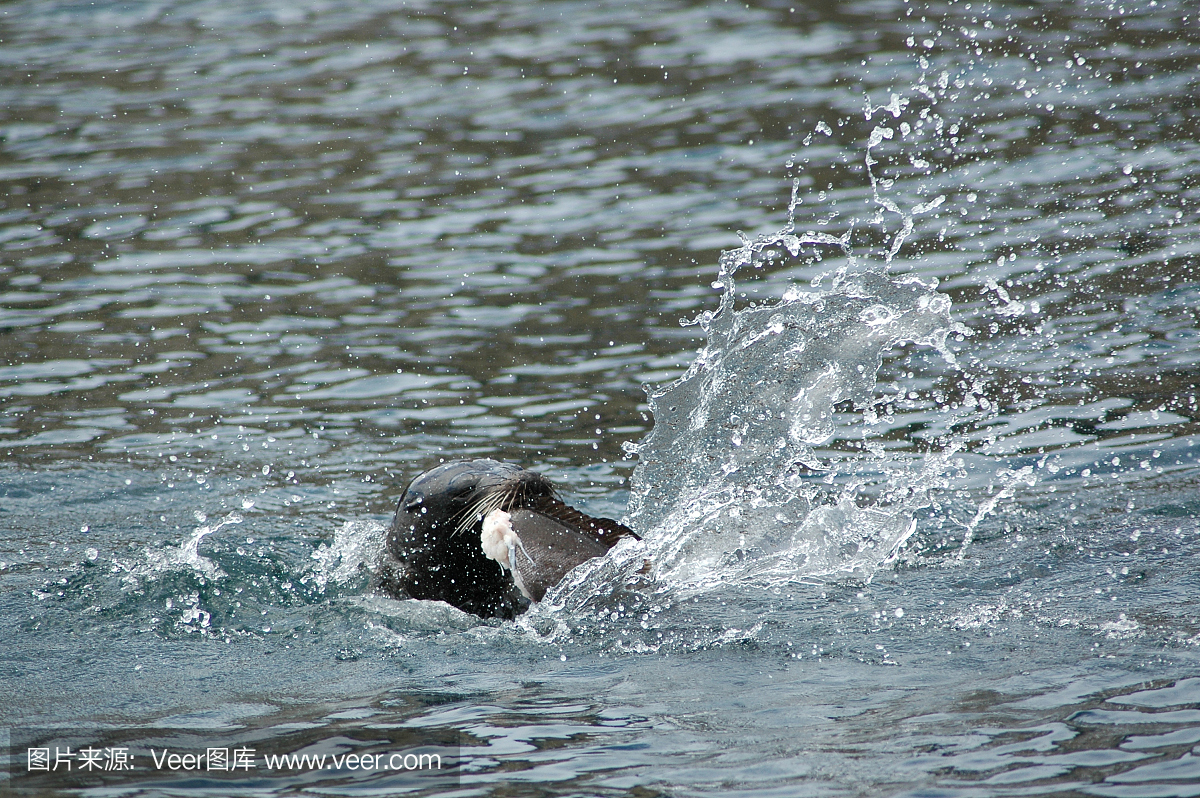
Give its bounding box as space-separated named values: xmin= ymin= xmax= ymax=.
xmin=3 ymin=0 xmax=1200 ymax=795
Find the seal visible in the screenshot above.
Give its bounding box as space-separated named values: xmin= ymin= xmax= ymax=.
xmin=375 ymin=459 xmax=639 ymax=619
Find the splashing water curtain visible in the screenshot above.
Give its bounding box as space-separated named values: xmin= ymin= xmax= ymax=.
xmin=528 ymin=120 xmax=1037 ymax=624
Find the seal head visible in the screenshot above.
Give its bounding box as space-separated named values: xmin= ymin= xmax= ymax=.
xmin=378 ymin=458 xmax=637 ymax=618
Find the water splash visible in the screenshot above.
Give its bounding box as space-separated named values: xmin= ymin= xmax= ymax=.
xmin=955 ymin=463 xmax=1037 ymax=559
xmin=306 ymin=520 xmax=388 ymax=592
xmin=622 ymin=249 xmax=971 ymax=587
xmin=121 ymin=511 xmax=244 ymax=584
xmin=517 ymin=100 xmax=1045 ymax=643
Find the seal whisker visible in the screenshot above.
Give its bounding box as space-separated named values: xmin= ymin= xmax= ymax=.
xmin=451 ymin=496 xmax=488 ymax=538
xmin=451 ymin=485 xmax=508 ymax=538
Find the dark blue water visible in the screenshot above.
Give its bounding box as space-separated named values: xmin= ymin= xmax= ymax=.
xmin=3 ymin=0 xmax=1200 ymax=795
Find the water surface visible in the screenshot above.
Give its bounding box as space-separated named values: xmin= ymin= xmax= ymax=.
xmin=3 ymin=0 xmax=1200 ymax=795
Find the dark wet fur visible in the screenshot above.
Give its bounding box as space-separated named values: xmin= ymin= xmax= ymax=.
xmin=375 ymin=459 xmax=637 ymax=619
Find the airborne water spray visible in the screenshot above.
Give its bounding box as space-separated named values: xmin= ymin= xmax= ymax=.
xmin=533 ymin=104 xmax=1035 ymax=629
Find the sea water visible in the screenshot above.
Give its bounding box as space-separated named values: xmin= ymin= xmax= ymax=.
xmin=3 ymin=0 xmax=1200 ymax=795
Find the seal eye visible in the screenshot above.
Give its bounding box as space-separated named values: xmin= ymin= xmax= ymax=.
xmin=446 ymin=472 xmax=482 ymax=498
